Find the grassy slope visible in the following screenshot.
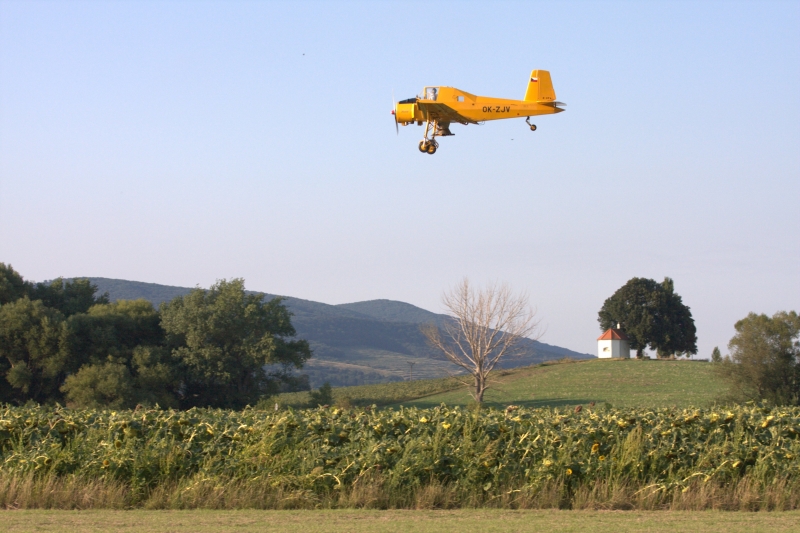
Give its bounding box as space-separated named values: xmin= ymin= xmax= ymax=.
xmin=5 ymin=510 xmax=800 ymax=533
xmin=277 ymin=358 xmax=729 ymax=409
xmin=405 ymin=359 xmax=728 ymax=409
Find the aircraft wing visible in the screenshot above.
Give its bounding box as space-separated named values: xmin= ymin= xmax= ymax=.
xmin=416 ymin=101 xmax=480 ymax=125
xmin=539 ymin=101 xmax=567 ymax=110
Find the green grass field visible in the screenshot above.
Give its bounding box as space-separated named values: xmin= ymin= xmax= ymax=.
xmin=404 ymin=359 xmax=728 ymax=409
xmin=277 ymin=358 xmax=728 ymax=410
xmin=4 ymin=510 xmax=800 ymax=533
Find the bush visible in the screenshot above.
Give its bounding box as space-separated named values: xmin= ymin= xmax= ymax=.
xmin=309 ymin=382 xmax=333 ymax=406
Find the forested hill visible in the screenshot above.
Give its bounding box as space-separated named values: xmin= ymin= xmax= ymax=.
xmin=337 ymin=299 xmax=447 ymax=325
xmin=87 ymin=278 xmax=593 ymax=387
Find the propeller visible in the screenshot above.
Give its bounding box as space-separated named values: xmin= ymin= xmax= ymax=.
xmin=392 ymin=90 xmax=398 ymax=135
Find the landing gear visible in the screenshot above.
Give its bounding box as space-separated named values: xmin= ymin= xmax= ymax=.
xmin=525 ymin=117 xmax=537 ymax=131
xmin=418 ymin=140 xmax=438 ymax=154
xmin=419 ymin=118 xmax=440 ymax=154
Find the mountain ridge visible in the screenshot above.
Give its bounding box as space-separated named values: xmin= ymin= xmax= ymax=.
xmin=85 ymin=277 xmax=593 ymax=387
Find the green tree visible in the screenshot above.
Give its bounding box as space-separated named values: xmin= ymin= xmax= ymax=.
xmin=60 ymin=348 xmax=179 ymax=409
xmin=0 ymin=263 xmax=30 ymax=305
xmin=711 ymin=346 xmax=722 ymax=363
xmin=0 ymin=297 xmax=70 ymax=403
xmin=160 ymin=279 xmax=312 ymax=409
xmin=128 ymin=345 xmax=179 ymax=407
xmin=65 ymin=299 xmax=165 ymax=369
xmin=60 ymin=299 xmax=179 ymax=408
xmin=29 ymin=277 xmax=109 ymax=317
xmin=653 ymin=278 xmax=698 ymax=358
xmin=598 ymin=277 xmax=697 ymax=359
xmin=60 ymin=361 xmax=134 ymax=409
xmin=719 ymin=311 xmax=800 ymax=404
xmin=309 ymin=382 xmax=333 ymax=407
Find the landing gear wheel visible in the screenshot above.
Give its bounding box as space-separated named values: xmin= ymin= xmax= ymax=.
xmin=529 ymin=124 xmax=537 ymax=131
xmin=426 ymin=143 xmax=437 ymax=154
xmin=525 ymin=117 xmax=537 ymax=131
xmin=419 ymin=141 xmax=428 ymax=153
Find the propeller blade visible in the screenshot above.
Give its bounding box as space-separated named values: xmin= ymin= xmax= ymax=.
xmin=392 ymin=90 xmax=398 ymax=135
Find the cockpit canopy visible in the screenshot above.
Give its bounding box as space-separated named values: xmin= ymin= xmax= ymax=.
xmin=421 ymin=87 xmax=438 ymax=101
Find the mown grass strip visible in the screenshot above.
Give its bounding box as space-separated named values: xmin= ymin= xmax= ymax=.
xmin=4 ymin=510 xmax=800 ymax=533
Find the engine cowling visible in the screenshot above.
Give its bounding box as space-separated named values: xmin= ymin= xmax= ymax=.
xmin=395 ymin=103 xmax=417 ymax=124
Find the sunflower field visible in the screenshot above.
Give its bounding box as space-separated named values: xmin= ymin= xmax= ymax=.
xmin=1 ymin=403 xmax=798 ymax=509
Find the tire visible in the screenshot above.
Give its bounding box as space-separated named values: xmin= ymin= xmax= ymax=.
xmin=419 ymin=141 xmax=428 ymax=153
xmin=530 ymin=124 xmax=537 ymax=131
xmin=427 ymin=143 xmax=437 ymax=154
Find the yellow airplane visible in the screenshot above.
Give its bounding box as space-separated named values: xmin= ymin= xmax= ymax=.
xmin=392 ymin=69 xmax=565 ymax=154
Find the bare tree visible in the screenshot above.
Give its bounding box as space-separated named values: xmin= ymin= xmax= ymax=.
xmin=422 ymin=279 xmax=541 ymax=402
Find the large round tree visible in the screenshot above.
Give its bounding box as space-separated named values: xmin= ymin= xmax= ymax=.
xmin=598 ymin=277 xmax=697 ymax=359
xmin=160 ymin=278 xmax=312 ymax=408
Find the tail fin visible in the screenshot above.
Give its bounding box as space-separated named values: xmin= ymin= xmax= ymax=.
xmin=524 ymin=70 xmax=556 ymax=102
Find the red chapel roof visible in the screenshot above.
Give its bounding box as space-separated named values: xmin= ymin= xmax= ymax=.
xmin=597 ymin=328 xmax=630 ymax=341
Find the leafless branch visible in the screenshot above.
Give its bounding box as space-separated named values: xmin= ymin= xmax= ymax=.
xmin=422 ymin=278 xmax=542 ymax=402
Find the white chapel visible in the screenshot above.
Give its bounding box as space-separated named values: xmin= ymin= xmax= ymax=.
xmin=597 ymin=324 xmax=631 ymax=359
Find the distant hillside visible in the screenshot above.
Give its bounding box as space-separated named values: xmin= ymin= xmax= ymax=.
xmin=88 ymin=278 xmax=193 ymax=307
xmin=86 ymin=278 xmax=593 ymax=387
xmin=336 ymin=299 xmax=445 ymax=325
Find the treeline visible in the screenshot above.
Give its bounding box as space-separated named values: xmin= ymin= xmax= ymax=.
xmin=0 ymin=264 xmax=311 ymax=409
xmin=712 ymin=310 xmax=800 ymax=406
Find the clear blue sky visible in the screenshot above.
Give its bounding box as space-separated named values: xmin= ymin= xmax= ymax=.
xmin=1 ymin=0 xmax=798 ymax=357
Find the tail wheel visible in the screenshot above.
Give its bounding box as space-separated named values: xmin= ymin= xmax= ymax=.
xmin=418 ymin=141 xmax=428 ymax=153
xmin=529 ymin=124 xmax=537 ymax=131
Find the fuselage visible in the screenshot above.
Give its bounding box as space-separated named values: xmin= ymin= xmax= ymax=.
xmin=395 ymin=86 xmax=563 ymax=125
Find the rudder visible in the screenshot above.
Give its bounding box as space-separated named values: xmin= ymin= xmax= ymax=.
xmin=524 ymin=70 xmax=556 ymax=102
